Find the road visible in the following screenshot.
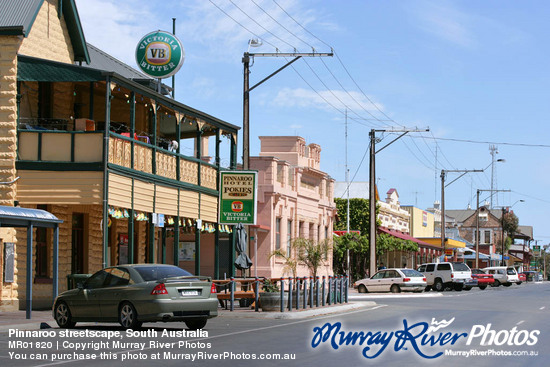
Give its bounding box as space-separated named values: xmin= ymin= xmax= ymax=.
xmin=1 ymin=282 xmax=549 ymax=367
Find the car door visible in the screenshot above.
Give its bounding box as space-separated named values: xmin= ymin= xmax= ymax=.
xmin=424 ymin=264 xmax=436 ymax=285
xmin=98 ymin=267 xmax=134 ymax=320
xmin=69 ymin=269 xmax=108 ymax=319
xmin=383 ymin=270 xmax=400 ymax=291
xmin=369 ymin=271 xmax=386 ymax=292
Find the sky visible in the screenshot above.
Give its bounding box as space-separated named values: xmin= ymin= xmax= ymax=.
xmin=74 ymin=0 xmax=550 ymax=245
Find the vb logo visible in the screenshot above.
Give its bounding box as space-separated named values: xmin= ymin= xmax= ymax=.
xmin=231 ymin=201 xmax=243 ymax=212
xmin=146 ymin=42 xmax=171 ymax=65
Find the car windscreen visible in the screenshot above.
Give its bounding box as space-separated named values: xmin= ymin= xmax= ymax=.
xmin=401 ymin=269 xmax=424 ymax=277
xmin=452 ymin=263 xmax=470 ymax=272
xmin=506 ymin=268 xmax=517 ymax=275
xmin=135 ymin=266 xmax=193 ymax=281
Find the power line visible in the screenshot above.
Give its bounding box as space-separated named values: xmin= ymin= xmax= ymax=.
xmin=412 ymin=135 xmax=550 ymax=148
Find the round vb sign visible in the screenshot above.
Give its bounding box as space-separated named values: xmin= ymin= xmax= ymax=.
xmin=136 ymin=30 xmax=184 ymax=79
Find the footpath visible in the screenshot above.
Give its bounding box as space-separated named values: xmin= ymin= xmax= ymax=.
xmin=0 ymin=301 xmax=376 ymax=332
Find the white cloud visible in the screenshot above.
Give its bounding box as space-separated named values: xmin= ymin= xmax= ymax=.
xmin=406 ymin=1 xmax=475 ymax=47
xmin=76 ymin=0 xmax=161 ymax=66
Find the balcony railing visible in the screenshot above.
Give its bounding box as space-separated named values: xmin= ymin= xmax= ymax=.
xmin=17 ymin=130 xmax=219 ymax=191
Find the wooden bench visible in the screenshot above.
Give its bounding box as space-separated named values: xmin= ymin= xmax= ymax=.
xmin=217 ymin=291 xmax=257 ymax=309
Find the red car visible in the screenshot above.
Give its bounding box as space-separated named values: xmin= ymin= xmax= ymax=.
xmin=517 ymin=273 xmax=526 ymax=284
xmin=471 ymin=269 xmax=494 ymax=290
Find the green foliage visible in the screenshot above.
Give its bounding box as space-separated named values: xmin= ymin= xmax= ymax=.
xmin=293 ymin=238 xmax=331 ymax=279
xmin=502 ymin=211 xmax=519 ymax=239
xmin=376 ymin=234 xmax=419 ymax=254
xmin=332 ymin=232 xmax=369 ymax=281
xmin=269 ymin=248 xmax=298 ymax=279
xmin=334 ymin=198 xmax=372 ymax=238
xmin=262 ymin=278 xmax=279 ymax=293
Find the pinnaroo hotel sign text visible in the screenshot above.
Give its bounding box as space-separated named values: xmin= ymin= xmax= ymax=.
xmin=219 ymin=171 xmax=257 ymax=225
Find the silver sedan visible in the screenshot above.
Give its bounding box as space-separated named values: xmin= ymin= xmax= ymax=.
xmin=354 ymin=268 xmax=427 ymax=293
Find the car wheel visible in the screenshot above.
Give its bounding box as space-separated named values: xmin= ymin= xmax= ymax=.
xmin=492 ymin=280 xmax=501 ymax=287
xmin=503 ymin=283 xmax=511 ymax=287
xmin=54 ymin=301 xmax=76 ymax=329
xmin=185 ymin=318 xmax=207 ymax=330
xmin=516 ymin=282 xmax=522 ymax=285
xmin=358 ymin=284 xmax=368 ymax=293
xmin=479 ymin=285 xmax=487 ymax=290
xmin=434 ymin=279 xmax=444 ymax=292
xmin=119 ymin=302 xmax=142 ymax=330
xmin=390 ymin=284 xmax=401 ymax=293
xmin=425 ymin=286 xmax=432 ymax=292
xmin=453 ymin=283 xmax=463 ymax=291
xmin=463 ymin=286 xmax=471 ymax=291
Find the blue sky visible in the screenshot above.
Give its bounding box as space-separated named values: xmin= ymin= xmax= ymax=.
xmin=75 ymin=0 xmax=550 ymax=243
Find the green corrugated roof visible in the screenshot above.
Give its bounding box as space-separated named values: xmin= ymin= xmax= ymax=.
xmin=18 ymin=54 xmax=102 ymax=81
xmin=0 ymin=0 xmax=89 ymax=63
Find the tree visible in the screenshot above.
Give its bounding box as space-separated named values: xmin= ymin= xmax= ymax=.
xmin=334 ymin=198 xmax=372 ymax=238
xmin=269 ymin=247 xmax=298 ymax=279
xmin=333 ymin=233 xmax=369 ymax=281
xmin=293 ymin=237 xmax=331 ymax=279
xmin=502 ymin=211 xmax=519 ymax=251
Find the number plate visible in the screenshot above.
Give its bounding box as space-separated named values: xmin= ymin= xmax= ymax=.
xmin=180 ymin=290 xmax=200 ymax=296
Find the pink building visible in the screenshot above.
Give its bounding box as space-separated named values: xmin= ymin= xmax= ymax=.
xmin=249 ymin=136 xmax=336 ymax=278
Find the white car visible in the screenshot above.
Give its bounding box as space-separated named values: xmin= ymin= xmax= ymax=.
xmin=417 ymin=262 xmax=476 ymax=291
xmin=354 ymin=268 xmax=427 ymax=293
xmin=483 ymin=266 xmax=520 ymax=287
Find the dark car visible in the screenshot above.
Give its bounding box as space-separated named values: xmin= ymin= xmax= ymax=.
xmin=471 ymin=268 xmax=495 ymax=290
xmin=53 ymin=264 xmax=218 ymax=330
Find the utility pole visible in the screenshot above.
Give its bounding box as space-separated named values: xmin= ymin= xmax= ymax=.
xmin=440 ymin=169 xmax=483 ymax=258
xmin=242 ymin=50 xmax=332 ymax=169
xmin=475 ymin=189 xmax=510 ymax=268
xmin=489 ymin=145 xmax=498 ymax=209
xmin=369 ymin=127 xmax=429 ymax=277
xmin=345 ymin=110 xmax=350 ymax=280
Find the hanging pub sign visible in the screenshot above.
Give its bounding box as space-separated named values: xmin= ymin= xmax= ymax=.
xmin=219 ymin=171 xmax=257 ymax=225
xmin=135 ymin=30 xmax=185 ymax=79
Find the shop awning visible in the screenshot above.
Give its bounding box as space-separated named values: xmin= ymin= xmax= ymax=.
xmin=418 ymin=237 xmax=466 ymax=249
xmin=378 ymin=227 xmax=437 ymax=248
xmin=0 ymin=205 xmax=63 ymax=320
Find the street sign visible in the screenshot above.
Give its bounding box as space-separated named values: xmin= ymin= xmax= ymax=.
xmin=533 ymin=245 xmax=541 ymax=257
xmin=219 ymin=171 xmax=257 ymax=225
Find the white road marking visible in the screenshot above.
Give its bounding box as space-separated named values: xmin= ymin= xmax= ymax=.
xmin=540 ymin=306 xmax=545 ymax=310
xmin=32 ymin=305 xmax=388 ymax=367
xmin=516 ymin=320 xmax=524 ymax=325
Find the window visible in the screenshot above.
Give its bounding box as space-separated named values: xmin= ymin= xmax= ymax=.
xmin=71 ymin=213 xmax=85 ymax=274
xmin=372 ymin=271 xmax=385 ymax=279
xmin=85 ymin=270 xmax=109 ymax=289
xmin=105 ymin=267 xmax=133 ymax=287
xmin=484 ymin=230 xmax=491 ymax=244
xmin=426 ymin=264 xmax=435 ymax=272
xmin=275 ymin=218 xmax=281 ymax=250
xmin=287 ymin=220 xmax=292 ymax=255
xmin=35 ymin=204 xmax=48 ymax=278
xmin=437 ymin=263 xmax=451 ymax=271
